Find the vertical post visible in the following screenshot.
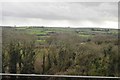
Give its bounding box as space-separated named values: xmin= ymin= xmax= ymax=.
xmin=0 ymin=2 xmax=2 ymax=80
xmin=118 ymin=1 xmax=120 ymax=77
xmin=0 ymin=27 xmax=2 ymax=80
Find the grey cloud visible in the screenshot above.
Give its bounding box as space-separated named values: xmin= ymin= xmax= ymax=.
xmin=2 ymin=2 xmax=118 ymax=22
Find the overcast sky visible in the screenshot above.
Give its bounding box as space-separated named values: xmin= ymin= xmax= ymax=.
xmin=1 ymin=2 xmax=118 ymax=28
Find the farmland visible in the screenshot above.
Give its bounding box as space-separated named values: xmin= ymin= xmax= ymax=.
xmin=2 ymin=26 xmax=119 ymax=80
xmin=15 ymin=27 xmax=118 ymax=44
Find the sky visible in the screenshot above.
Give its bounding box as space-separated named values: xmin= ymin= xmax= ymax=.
xmin=1 ymin=2 xmax=118 ymax=29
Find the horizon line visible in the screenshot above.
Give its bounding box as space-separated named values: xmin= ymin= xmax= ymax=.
xmin=1 ymin=25 xmax=118 ymax=29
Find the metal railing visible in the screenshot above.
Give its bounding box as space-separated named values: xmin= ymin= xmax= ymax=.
xmin=0 ymin=73 xmax=119 ymax=79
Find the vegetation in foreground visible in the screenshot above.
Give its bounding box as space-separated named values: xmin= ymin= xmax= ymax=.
xmin=2 ymin=26 xmax=120 ymax=80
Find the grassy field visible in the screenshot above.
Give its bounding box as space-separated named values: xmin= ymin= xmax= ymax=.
xmin=15 ymin=27 xmax=118 ymax=44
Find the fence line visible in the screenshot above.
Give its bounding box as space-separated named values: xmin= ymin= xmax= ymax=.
xmin=0 ymin=73 xmax=119 ymax=79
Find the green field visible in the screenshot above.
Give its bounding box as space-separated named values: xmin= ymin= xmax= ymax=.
xmin=15 ymin=27 xmax=118 ymax=44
